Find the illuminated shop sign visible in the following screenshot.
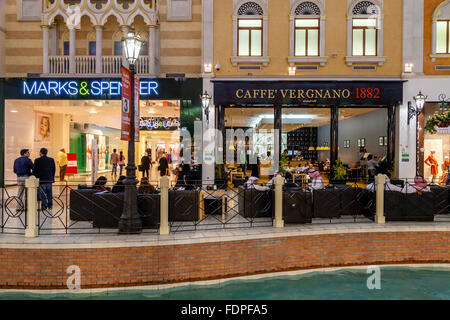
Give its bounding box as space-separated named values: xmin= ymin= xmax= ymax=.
xmin=140 ymin=117 xmax=180 ymax=131
xmin=21 ymin=80 xmax=159 ymax=97
xmin=214 ymin=81 xmax=404 ymax=106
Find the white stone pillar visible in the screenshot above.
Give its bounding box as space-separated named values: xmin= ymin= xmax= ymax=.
xmin=25 ymin=176 xmax=39 ymax=238
xmin=42 ymin=26 xmax=50 ymax=74
xmin=159 ymin=176 xmax=169 ymax=235
xmin=273 ymin=175 xmax=285 ymax=228
xmin=95 ymin=26 xmax=103 ymax=74
xmin=121 ymin=25 xmax=129 ymax=69
xmin=149 ymin=26 xmax=156 ymax=75
xmin=69 ymin=27 xmax=76 ymax=74
xmin=375 ymin=174 xmax=386 ymax=224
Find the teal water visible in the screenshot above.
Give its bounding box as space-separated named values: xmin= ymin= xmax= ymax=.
xmin=1 ymin=267 xmax=449 ymax=300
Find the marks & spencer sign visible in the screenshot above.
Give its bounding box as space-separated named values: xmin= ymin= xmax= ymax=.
xmin=21 ymin=79 xmax=159 ymax=98
xmin=213 ymin=81 xmax=404 ymax=106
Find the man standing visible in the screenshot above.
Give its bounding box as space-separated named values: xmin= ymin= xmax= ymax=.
xmin=56 ymin=148 xmax=68 ymax=181
xmin=158 ymin=152 xmax=169 ymax=177
xmin=13 ymin=149 xmax=34 ymax=208
xmin=33 ymin=148 xmax=56 ymax=211
xmin=110 ymin=149 xmax=119 ymax=180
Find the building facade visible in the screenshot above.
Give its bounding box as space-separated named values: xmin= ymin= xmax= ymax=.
xmin=202 ymin=0 xmax=406 ymax=183
xmin=0 ymin=0 xmax=204 ymax=185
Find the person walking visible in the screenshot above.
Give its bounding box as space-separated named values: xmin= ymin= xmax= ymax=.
xmin=140 ymin=152 xmax=151 ymax=178
xmin=33 ymin=148 xmax=56 ymax=211
xmin=118 ymin=151 xmax=126 ymax=176
xmin=110 ymin=149 xmax=119 ymax=180
xmin=13 ymin=149 xmax=34 ymax=209
xmin=158 ymin=152 xmax=169 ymax=177
xmin=55 ymin=148 xmax=68 ymax=181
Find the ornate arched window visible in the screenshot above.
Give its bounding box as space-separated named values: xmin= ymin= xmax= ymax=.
xmin=346 ymin=0 xmax=385 ymax=66
xmin=288 ymin=1 xmax=326 ymax=67
xmin=237 ymin=2 xmax=264 ymax=56
xmin=431 ymin=1 xmax=450 ymax=59
xmin=232 ymin=0 xmax=269 ymax=66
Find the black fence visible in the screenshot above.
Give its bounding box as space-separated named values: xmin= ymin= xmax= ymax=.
xmin=1 ymin=177 xmax=449 ymax=236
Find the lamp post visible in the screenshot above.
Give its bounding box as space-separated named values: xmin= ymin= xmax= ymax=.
xmin=410 ymin=91 xmax=427 ymax=176
xmin=201 ymin=91 xmax=212 ymax=125
xmin=118 ymin=31 xmax=143 ymax=234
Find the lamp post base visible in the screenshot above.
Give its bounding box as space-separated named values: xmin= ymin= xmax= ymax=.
xmin=118 ymin=217 xmax=143 ymax=234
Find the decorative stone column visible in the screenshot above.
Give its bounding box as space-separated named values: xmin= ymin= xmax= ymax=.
xmin=42 ymin=26 xmax=50 ymax=74
xmin=25 ymin=176 xmax=39 ymax=238
xmin=148 ymin=25 xmax=156 ymax=75
xmin=95 ymin=25 xmax=103 ymax=74
xmin=159 ymin=176 xmax=169 ymax=235
xmin=274 ymin=175 xmax=285 ymax=228
xmin=69 ymin=27 xmax=76 ymax=74
xmin=375 ymin=174 xmax=386 ymax=224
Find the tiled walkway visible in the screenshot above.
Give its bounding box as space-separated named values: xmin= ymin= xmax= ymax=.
xmin=1 ymin=218 xmax=448 ymax=249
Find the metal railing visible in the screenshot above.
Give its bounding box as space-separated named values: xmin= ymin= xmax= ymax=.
xmin=1 ymin=175 xmax=448 ymax=237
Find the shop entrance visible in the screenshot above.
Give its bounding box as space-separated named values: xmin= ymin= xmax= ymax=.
xmin=4 ymin=99 xmax=180 ymax=185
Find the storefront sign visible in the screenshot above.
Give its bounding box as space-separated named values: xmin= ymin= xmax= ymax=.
xmin=66 ymin=153 xmax=77 ymax=174
xmin=140 ymin=117 xmax=180 ymax=131
xmin=213 ymin=81 xmax=404 ymax=106
xmin=21 ymin=79 xmax=159 ymax=98
xmin=121 ymin=67 xmax=132 ymax=141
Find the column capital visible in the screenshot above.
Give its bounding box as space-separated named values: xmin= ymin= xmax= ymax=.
xmin=148 ymin=25 xmax=158 ymax=29
xmin=94 ymin=25 xmax=103 ymax=30
xmin=41 ymin=25 xmax=50 ymax=29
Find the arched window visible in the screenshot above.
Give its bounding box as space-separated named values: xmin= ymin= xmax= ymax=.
xmin=232 ymin=0 xmax=269 ymax=66
xmin=346 ymin=0 xmax=385 ymax=66
xmin=431 ymin=1 xmax=450 ymax=59
xmin=288 ymin=1 xmax=326 ymax=67
xmin=237 ymin=2 xmax=264 ymax=56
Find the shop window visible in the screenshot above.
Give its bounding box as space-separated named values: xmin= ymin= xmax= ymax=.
xmin=238 ymin=19 xmax=262 ymax=56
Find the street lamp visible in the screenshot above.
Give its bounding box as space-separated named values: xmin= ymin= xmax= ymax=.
xmin=118 ymin=31 xmax=143 ymax=234
xmin=201 ymin=91 xmax=212 ymax=125
xmin=408 ymin=91 xmax=427 ymax=124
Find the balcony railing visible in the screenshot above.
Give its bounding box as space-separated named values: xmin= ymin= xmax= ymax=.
xmin=47 ymin=56 xmax=153 ymax=76
xmin=102 ymin=56 xmax=122 ymax=75
xmin=49 ymin=56 xmax=69 ymax=75
xmin=76 ymin=56 xmax=96 ymax=75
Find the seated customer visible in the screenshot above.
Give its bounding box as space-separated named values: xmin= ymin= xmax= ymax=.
xmin=93 ymin=176 xmax=110 ymax=191
xmin=402 ymin=175 xmax=431 ymax=194
xmin=138 ymin=177 xmax=155 ymax=194
xmin=308 ymin=168 xmax=325 ymax=190
xmin=366 ymin=174 xmax=402 ymax=192
xmin=112 ymin=175 xmax=126 ymax=193
xmin=245 ymin=176 xmax=269 ymax=191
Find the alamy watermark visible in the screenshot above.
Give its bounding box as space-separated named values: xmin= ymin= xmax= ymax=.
xmin=66 ymin=265 xmax=81 ymax=290
xmin=366 ymin=266 xmax=381 ymax=290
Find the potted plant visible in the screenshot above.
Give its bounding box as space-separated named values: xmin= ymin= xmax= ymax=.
xmin=424 ymin=110 xmax=450 ymax=134
xmin=330 ymin=160 xmax=347 ymax=184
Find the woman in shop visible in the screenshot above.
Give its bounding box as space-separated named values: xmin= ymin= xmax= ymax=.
xmin=140 ymin=152 xmax=151 ymax=178
xmin=424 ymin=150 xmax=439 ymax=184
xmin=118 ymin=151 xmax=126 ymax=176
xmin=158 ymin=152 xmax=169 ymax=177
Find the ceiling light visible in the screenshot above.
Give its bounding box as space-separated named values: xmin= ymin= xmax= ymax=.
xmin=10 ymin=109 xmax=18 ymax=113
xmin=88 ymin=109 xmax=98 ymax=114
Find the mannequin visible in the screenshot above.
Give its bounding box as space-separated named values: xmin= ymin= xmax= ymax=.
xmin=442 ymin=156 xmax=450 ymax=186
xmin=424 ymin=150 xmax=439 ymax=184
